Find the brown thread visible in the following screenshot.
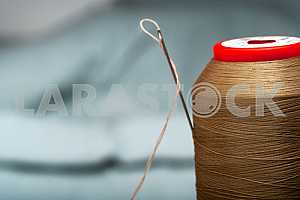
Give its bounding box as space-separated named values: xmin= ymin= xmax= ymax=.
xmin=193 ymin=57 xmax=300 ymax=199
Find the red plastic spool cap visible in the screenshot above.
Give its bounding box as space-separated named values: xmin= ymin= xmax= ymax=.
xmin=214 ymin=36 xmax=300 ymax=62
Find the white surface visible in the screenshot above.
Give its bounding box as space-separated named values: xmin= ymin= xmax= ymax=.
xmin=0 ymin=114 xmax=115 ymax=163
xmin=115 ymin=115 xmax=193 ymax=161
xmin=0 ymin=168 xmax=196 ymax=200
xmin=0 ymin=113 xmax=193 ymax=163
xmin=222 ymin=36 xmax=300 ymax=48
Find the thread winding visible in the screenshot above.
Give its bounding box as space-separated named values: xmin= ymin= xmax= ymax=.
xmin=193 ymin=57 xmax=300 ymax=200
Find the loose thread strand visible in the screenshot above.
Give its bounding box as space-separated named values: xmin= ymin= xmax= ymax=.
xmin=130 ymin=19 xmax=182 ymax=200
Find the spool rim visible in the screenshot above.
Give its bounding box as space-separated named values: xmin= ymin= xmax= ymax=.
xmin=214 ymin=36 xmax=300 ymax=62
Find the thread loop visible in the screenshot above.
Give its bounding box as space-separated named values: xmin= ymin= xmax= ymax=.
xmin=139 ymin=18 xmax=161 ymax=43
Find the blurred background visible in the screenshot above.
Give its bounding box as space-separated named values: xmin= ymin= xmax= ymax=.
xmin=0 ymin=0 xmax=299 ymax=199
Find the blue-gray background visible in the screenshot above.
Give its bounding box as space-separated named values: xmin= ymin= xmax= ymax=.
xmin=0 ymin=0 xmax=299 ymax=199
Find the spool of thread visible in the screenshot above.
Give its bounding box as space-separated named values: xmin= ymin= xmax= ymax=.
xmin=192 ymin=36 xmax=300 ymax=200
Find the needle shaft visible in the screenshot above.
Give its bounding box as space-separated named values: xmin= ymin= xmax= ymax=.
xmin=158 ymin=30 xmax=194 ymax=131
